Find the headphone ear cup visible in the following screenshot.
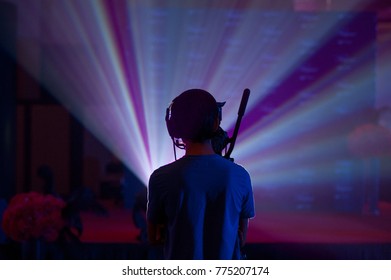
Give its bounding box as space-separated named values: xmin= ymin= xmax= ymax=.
xmin=165 ymin=107 xmax=172 ymax=137
xmin=166 ymin=106 xmax=176 ymax=138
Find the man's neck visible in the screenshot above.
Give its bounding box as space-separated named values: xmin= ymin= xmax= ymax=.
xmin=184 ymin=140 xmax=215 ymax=156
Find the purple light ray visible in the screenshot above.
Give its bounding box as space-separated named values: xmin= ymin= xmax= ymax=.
xmin=34 ymin=0 xmax=377 ymax=195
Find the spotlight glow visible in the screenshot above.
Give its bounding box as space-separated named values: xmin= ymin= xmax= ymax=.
xmin=34 ymin=0 xmax=378 ymax=209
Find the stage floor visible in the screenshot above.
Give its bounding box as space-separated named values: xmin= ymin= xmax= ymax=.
xmin=79 ymin=200 xmax=391 ymax=244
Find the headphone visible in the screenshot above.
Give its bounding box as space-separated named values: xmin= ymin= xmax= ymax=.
xmin=165 ymin=89 xmax=225 ymax=151
xmin=165 ymin=102 xmax=179 ymax=140
xmin=166 ymin=88 xmax=250 ymax=160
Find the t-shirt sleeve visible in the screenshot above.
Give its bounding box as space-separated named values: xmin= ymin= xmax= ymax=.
xmin=147 ymin=170 xmax=165 ymax=224
xmin=240 ymin=171 xmax=255 ymax=219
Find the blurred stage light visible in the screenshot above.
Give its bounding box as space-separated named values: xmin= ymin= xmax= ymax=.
xmin=35 ymin=0 xmax=376 ymax=204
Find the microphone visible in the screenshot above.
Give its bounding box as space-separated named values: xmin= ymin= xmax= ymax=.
xmin=224 ymin=88 xmax=250 ymax=161
xmin=238 ymin=88 xmax=250 ymax=117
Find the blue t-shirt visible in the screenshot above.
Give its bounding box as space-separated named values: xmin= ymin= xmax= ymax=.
xmin=147 ymin=154 xmax=255 ymax=259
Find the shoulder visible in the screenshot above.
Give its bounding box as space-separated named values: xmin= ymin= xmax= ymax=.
xmin=210 ymin=157 xmax=252 ymax=186
xmin=220 ymin=158 xmax=250 ymax=176
xmin=149 ymin=159 xmax=184 ymax=184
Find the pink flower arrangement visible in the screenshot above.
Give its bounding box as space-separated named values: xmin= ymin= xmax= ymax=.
xmin=348 ymin=123 xmax=391 ymax=158
xmin=1 ymin=192 xmax=66 ymax=242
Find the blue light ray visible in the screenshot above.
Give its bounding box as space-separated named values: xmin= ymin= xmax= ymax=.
xmin=34 ymin=0 xmax=377 ymax=194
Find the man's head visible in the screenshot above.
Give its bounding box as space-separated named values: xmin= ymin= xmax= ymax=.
xmin=166 ymin=89 xmax=220 ymax=143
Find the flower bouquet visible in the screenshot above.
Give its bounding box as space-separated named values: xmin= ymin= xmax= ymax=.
xmin=1 ymin=192 xmax=66 ymax=242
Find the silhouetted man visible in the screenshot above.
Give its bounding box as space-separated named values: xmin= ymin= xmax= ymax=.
xmin=147 ymin=89 xmax=255 ymax=259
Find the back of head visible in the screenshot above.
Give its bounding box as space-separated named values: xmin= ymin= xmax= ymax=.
xmin=166 ymin=89 xmax=219 ymax=142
